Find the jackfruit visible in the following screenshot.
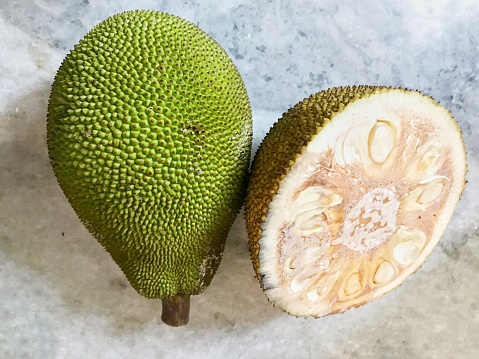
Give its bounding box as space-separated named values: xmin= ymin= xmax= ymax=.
xmin=47 ymin=10 xmax=252 ymax=326
xmin=245 ymin=86 xmax=466 ymax=317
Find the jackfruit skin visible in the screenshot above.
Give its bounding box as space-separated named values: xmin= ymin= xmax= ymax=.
xmin=245 ymin=86 xmax=386 ymax=278
xmin=47 ymin=10 xmax=252 ymax=298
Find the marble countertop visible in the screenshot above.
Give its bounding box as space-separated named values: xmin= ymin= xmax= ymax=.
xmin=1 ymin=0 xmax=478 ymax=358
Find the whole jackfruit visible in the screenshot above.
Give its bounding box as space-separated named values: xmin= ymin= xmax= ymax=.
xmin=47 ymin=10 xmax=252 ymax=326
xmin=245 ymin=86 xmax=466 ymax=317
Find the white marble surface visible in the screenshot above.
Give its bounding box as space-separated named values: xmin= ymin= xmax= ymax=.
xmin=1 ymin=0 xmax=479 ymax=358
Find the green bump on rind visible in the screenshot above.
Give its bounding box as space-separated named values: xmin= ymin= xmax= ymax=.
xmin=47 ymin=10 xmax=252 ymax=298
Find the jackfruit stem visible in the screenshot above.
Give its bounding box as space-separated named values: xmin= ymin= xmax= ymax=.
xmin=161 ymin=294 xmax=190 ymax=327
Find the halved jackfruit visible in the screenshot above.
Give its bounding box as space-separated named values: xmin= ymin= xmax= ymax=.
xmin=245 ymin=86 xmax=467 ymax=317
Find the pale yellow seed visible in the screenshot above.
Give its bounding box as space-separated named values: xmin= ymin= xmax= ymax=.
xmin=392 ymin=231 xmax=426 ymax=265
xmin=374 ymin=261 xmax=395 ymax=284
xmin=417 ymin=149 xmax=440 ymax=172
xmin=344 ymin=272 xmax=361 ymax=296
xmin=417 ymin=182 xmax=444 ymax=204
xmin=368 ymin=121 xmax=395 ymax=164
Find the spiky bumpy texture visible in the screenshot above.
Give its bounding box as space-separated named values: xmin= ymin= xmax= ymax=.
xmin=245 ymin=86 xmax=383 ymax=277
xmin=47 ymin=10 xmax=252 ymax=298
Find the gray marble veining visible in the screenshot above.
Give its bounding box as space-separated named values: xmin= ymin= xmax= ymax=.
xmin=1 ymin=0 xmax=478 ymax=358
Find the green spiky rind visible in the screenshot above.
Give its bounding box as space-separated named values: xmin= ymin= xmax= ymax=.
xmin=47 ymin=10 xmax=252 ymax=298
xmin=245 ymin=85 xmax=390 ymax=279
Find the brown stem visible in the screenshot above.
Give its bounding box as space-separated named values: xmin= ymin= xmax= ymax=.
xmin=161 ymin=294 xmax=190 ymax=327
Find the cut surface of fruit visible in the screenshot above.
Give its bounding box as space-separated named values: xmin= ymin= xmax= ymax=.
xmin=245 ymin=86 xmax=467 ymax=318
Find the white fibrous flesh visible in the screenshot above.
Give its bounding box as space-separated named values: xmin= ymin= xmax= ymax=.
xmin=259 ymin=90 xmax=467 ymax=317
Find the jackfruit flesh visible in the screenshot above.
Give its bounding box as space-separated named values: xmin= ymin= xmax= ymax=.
xmin=245 ymin=86 xmax=466 ymax=317
xmin=47 ymin=10 xmax=252 ymax=300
